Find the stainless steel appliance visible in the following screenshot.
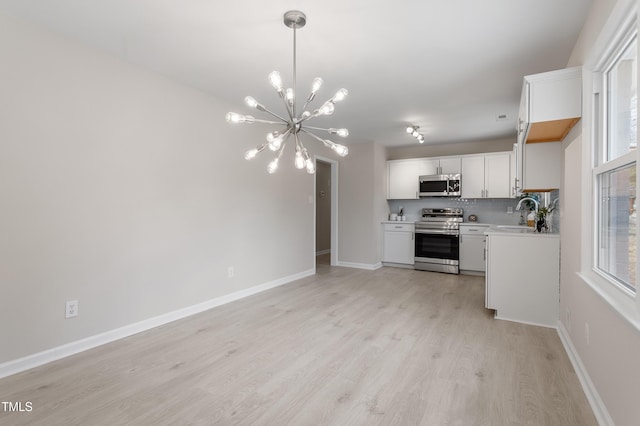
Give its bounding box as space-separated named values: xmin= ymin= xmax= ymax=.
xmin=414 ymin=208 xmax=463 ymax=274
xmin=418 ymin=174 xmax=461 ymax=197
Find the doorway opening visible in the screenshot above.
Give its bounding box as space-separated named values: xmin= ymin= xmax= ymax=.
xmin=315 ymin=157 xmax=338 ymax=268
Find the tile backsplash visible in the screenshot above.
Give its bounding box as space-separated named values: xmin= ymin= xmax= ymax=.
xmin=388 ymin=190 xmax=560 ymax=232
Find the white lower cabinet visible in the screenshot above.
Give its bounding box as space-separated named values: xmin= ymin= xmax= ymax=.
xmin=382 ymin=223 xmax=415 ymax=265
xmin=485 ymin=232 xmax=559 ymax=327
xmin=459 ymin=224 xmax=489 ymax=273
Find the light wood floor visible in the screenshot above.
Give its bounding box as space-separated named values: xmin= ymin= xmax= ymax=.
xmin=0 ymin=265 xmax=596 ymax=425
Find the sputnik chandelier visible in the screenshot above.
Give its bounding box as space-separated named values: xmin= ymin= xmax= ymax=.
xmin=226 ymin=10 xmax=349 ymax=174
xmin=406 ymin=126 xmax=425 ymax=143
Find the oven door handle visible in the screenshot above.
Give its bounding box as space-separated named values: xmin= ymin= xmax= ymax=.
xmin=415 ymin=229 xmax=460 ymax=236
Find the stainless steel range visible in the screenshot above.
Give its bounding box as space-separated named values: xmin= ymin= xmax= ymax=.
xmin=414 ymin=208 xmax=463 ymax=274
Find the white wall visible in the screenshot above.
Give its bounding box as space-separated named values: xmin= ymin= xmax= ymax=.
xmin=0 ymin=12 xmax=324 ymax=363
xmin=561 ymin=0 xmax=640 ymax=424
xmin=338 ymin=141 xmax=387 ymax=266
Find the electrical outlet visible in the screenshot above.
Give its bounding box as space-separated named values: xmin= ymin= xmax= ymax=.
xmin=227 ymin=266 xmax=234 ymax=278
xmin=65 ymin=300 xmax=78 ymax=319
xmin=507 ymin=206 xmax=514 ymax=214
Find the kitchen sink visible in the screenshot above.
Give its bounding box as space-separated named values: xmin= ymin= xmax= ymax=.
xmin=494 ymin=225 xmax=535 ymax=233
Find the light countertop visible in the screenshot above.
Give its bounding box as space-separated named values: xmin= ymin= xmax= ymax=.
xmin=484 ymin=224 xmax=559 ymax=238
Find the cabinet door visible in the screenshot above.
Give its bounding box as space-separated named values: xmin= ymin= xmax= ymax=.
xmin=417 ymin=159 xmax=439 ymax=176
xmin=460 ymin=234 xmax=486 ymax=272
xmin=485 ymin=153 xmax=511 ymax=198
xmin=382 ymin=230 xmax=414 ymax=264
xmin=529 ymin=74 xmax=581 ymax=123
xmin=439 ymin=158 xmax=461 ymax=174
xmin=417 ymin=158 xmax=461 ymax=175
xmin=522 ymin=142 xmax=561 ymax=191
xmin=387 ymin=160 xmax=419 ymax=199
xmin=461 ymin=155 xmax=485 ymax=198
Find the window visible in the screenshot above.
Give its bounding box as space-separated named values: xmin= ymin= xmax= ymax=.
xmin=597 ymin=163 xmax=636 ymax=291
xmin=594 ymin=29 xmax=638 ymax=295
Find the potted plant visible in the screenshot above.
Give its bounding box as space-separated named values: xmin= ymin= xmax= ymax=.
xmin=536 ymin=207 xmax=549 ymax=232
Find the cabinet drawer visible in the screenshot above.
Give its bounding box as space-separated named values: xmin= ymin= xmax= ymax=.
xmin=459 ymin=225 xmax=489 ymax=235
xmin=383 ymin=223 xmax=414 ymax=232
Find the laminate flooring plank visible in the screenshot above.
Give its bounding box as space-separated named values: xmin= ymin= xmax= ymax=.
xmin=0 ymin=266 xmax=597 ymax=426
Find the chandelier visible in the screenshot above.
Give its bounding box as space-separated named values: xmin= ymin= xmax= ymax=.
xmin=225 ymin=10 xmax=349 ymax=174
xmin=406 ymin=125 xmax=425 ymax=143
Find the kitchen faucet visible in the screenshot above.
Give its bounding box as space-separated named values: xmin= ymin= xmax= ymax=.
xmin=515 ymin=197 xmax=539 ymax=214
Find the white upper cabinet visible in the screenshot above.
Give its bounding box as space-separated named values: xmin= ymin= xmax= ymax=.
xmin=518 ymin=66 xmax=582 ymax=144
xmin=387 ymin=157 xmax=461 ymax=199
xmin=485 ymin=153 xmax=512 ymax=198
xmin=522 ymin=141 xmax=562 ymax=192
xmin=461 ymin=152 xmax=511 ymax=199
xmin=418 ymin=157 xmax=461 ymax=175
xmin=387 ymin=160 xmax=420 ymax=199
xmin=461 ymin=156 xmax=485 ymax=198
xmin=387 ymin=154 xmax=505 ymax=200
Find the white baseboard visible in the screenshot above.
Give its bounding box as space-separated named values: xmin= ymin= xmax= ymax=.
xmin=0 ymin=268 xmax=315 ymax=379
xmin=315 ymin=249 xmax=331 ymax=256
xmin=337 ymin=261 xmax=383 ymax=270
xmin=557 ymin=322 xmax=613 ymax=426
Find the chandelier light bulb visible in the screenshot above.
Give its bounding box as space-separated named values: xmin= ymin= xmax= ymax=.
xmin=329 ymin=128 xmax=349 ymax=137
xmin=245 ymin=148 xmax=258 ymax=160
xmin=267 ymin=158 xmax=279 ymax=174
xmin=311 ymin=77 xmax=323 ymax=94
xmin=294 ymin=150 xmax=305 ymax=169
xmin=332 ymin=143 xmax=349 ymax=157
xmin=406 ymin=126 xmax=415 ymax=133
xmin=226 ymin=112 xmax=255 ymax=124
xmin=318 ymin=101 xmax=335 ymax=116
xmin=225 ymin=112 xmax=241 ymax=123
xmin=305 ymin=159 xmax=315 ymax=174
xmin=332 ymin=88 xmax=348 ymax=103
xmin=244 ymin=96 xmax=258 ymax=108
xmin=412 ymin=130 xmax=419 ymax=137
xmin=244 ymin=143 xmax=267 ymax=160
xmin=269 ymin=136 xmax=283 ymax=151
xmin=285 ymin=88 xmax=295 ymax=107
xmin=268 ymin=71 xmax=283 ymax=92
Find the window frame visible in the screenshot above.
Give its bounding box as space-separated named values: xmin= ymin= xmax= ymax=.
xmin=580 ymin=3 xmax=640 ymax=331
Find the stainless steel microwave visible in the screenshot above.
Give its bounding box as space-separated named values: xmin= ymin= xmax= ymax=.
xmin=418 ymin=174 xmax=461 ymax=197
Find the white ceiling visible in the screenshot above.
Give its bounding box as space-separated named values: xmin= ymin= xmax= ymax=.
xmin=0 ymin=0 xmax=593 ymax=147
